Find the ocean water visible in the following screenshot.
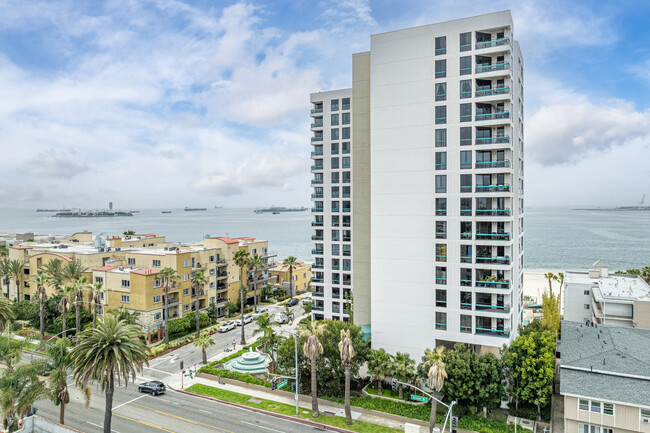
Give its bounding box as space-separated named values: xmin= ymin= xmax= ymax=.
xmin=1 ymin=207 xmax=649 ymax=270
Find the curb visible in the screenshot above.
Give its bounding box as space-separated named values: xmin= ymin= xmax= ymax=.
xmin=171 ymin=386 xmax=359 ymax=433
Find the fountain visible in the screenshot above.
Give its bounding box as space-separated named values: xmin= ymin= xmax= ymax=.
xmin=224 ymin=349 xmax=271 ymax=375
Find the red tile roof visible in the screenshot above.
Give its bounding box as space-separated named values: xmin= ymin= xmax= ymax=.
xmin=11 ymin=245 xmax=32 ymax=250
xmin=30 ymin=252 xmax=74 ymax=263
xmin=137 ymin=234 xmax=157 ymax=237
xmin=210 ymin=237 xmax=240 ymax=244
xmin=131 ymin=269 xmax=160 ymax=276
xmin=93 ymin=266 xmax=118 ymax=271
xmin=236 ymin=237 xmax=256 ymax=241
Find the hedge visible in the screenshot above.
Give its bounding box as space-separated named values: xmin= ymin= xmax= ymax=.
xmin=200 ymin=367 xmax=272 ymax=388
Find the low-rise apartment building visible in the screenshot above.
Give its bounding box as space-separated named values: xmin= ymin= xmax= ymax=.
xmin=268 ymin=261 xmax=312 ymax=294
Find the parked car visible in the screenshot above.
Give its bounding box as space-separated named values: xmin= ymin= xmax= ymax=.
xmin=273 ymin=313 xmax=287 ymax=324
xmin=218 ymin=321 xmax=236 ymax=333
xmin=286 ymin=298 xmax=299 ymax=307
xmin=251 ymin=311 xmax=265 ymax=319
xmin=138 ymin=381 xmax=166 ymax=395
xmin=301 ymin=294 xmax=312 ymax=304
xmin=235 ymin=314 xmax=253 ymax=326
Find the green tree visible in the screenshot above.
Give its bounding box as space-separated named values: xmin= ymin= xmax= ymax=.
xmin=89 ymin=282 xmax=104 ymax=329
xmin=233 ymin=249 xmax=251 ymax=345
xmin=160 ymin=267 xmax=179 ymax=345
xmin=0 ymin=259 xmax=9 ymax=298
xmin=0 ymin=362 xmax=46 ymax=432
xmin=422 ymin=347 xmax=447 ymax=432
xmin=555 ymin=272 xmax=565 ymax=309
xmin=0 ymin=298 xmax=15 ymax=332
xmin=108 ymin=306 xmax=140 ymax=325
xmin=6 ymin=260 xmax=24 ymax=302
xmin=471 ymin=351 xmax=505 ymax=413
xmin=391 ymin=352 xmax=416 ymax=399
xmin=367 ymin=348 xmax=392 ymax=396
xmin=261 ymin=284 xmax=273 ymax=301
xmin=63 ymin=262 xmax=88 ymax=286
xmin=338 ymin=329 xmax=355 ymax=425
xmin=0 ymin=245 xmax=8 ymax=257
xmin=72 ymin=277 xmax=89 ymax=344
xmin=123 ymin=230 xmax=135 ymax=236
xmin=31 ymin=273 xmax=49 ymax=339
xmin=441 ymin=343 xmax=475 ymax=407
xmin=225 ymin=300 xmax=239 ymax=316
xmin=191 ymin=271 xmax=207 ymax=338
xmin=43 ymin=259 xmax=65 ymax=295
xmin=543 ymin=272 xmax=556 ymax=296
xmin=58 ymin=285 xmax=74 ymax=338
xmin=194 ymin=332 xmax=215 ymax=364
xmin=300 ymin=321 xmax=325 ymax=417
xmin=205 ymin=302 xmax=219 ymax=322
xmin=248 ymin=254 xmax=265 ymax=313
xmin=541 ymin=290 xmax=561 ymax=336
xmin=0 ymin=333 xmax=24 ymax=372
xmin=253 ymin=311 xmax=277 ymax=354
xmin=283 ymin=256 xmax=298 ymax=298
xmin=502 ymin=328 xmax=555 ymax=419
xmin=71 ymin=317 xmax=149 ymax=433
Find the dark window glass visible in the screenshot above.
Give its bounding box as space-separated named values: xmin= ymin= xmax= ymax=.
xmin=461 ymin=291 xmax=472 ymax=308
xmin=436 ymin=221 xmax=447 ymax=239
xmin=460 ymin=151 xmax=472 ymax=169
xmin=435 ymin=312 xmax=447 ymax=330
xmin=436 ymin=152 xmax=447 ymax=170
xmin=435 ymin=106 xmax=447 ymax=124
xmin=460 ymin=32 xmax=471 ymax=52
xmin=460 ymin=103 xmax=472 ymax=123
xmin=331 ymin=128 xmax=339 ymax=140
xmin=460 ymin=56 xmax=472 ymax=75
xmin=460 ymin=174 xmax=472 ymax=192
xmin=460 ymin=80 xmax=472 ymax=99
xmin=435 ymin=175 xmax=447 ymax=193
xmin=435 ymin=59 xmax=446 ymax=78
xmin=342 ymin=127 xmax=350 ymax=139
xmin=435 ymin=82 xmax=446 ymax=101
xmin=435 ymin=129 xmax=447 ymax=147
xmin=331 ymin=99 xmax=339 ymax=111
xmin=460 ymin=127 xmax=472 ymax=145
xmin=331 ymin=114 xmax=339 ymax=126
xmin=436 ymin=198 xmax=447 ymax=216
xmin=460 ymin=197 xmax=472 ymax=216
xmin=435 ymin=36 xmax=446 ymax=55
xmin=436 ymin=289 xmax=447 ymax=307
xmin=342 ymin=113 xmax=350 ymax=124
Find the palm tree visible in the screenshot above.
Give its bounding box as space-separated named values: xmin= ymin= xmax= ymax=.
xmin=0 ymin=245 xmax=8 ymax=257
xmin=31 ymin=273 xmax=49 ymax=339
xmin=233 ymin=249 xmax=251 ymax=346
xmin=194 ymin=332 xmax=215 ymax=364
xmin=46 ymin=338 xmax=90 ymax=425
xmin=63 ymin=262 xmax=87 ymax=286
xmin=0 ymin=332 xmax=24 ymax=371
xmin=555 ymin=272 xmax=565 ymax=314
xmin=248 ymin=254 xmax=264 ymax=313
xmin=123 ymin=230 xmax=135 ymax=237
xmin=191 ymin=271 xmax=207 ymax=338
xmin=544 ymin=272 xmax=556 ymax=296
xmin=0 ymin=297 xmax=14 ymax=331
xmin=89 ymin=282 xmax=104 ymax=329
xmin=43 ymin=259 xmax=65 ymax=297
xmin=0 ymin=258 xmax=9 ymax=297
xmin=0 ymin=362 xmax=45 ymax=432
xmin=253 ymin=311 xmax=277 ymax=354
xmin=423 ymin=347 xmax=447 ymax=433
xmin=58 ymin=285 xmax=74 ymax=338
xmin=367 ymin=348 xmax=392 ymax=396
xmin=283 ymin=256 xmax=298 ymax=298
xmin=338 ymin=329 xmax=355 ymax=425
xmin=71 ymin=317 xmax=149 ymax=433
xmin=299 ymin=321 xmax=326 ymax=417
xmin=7 ymin=260 xmax=24 ymax=301
xmin=160 ymin=267 xmax=179 ymax=345
xmin=72 ymin=277 xmax=89 ymax=344
xmin=392 ymin=352 xmax=416 ymax=399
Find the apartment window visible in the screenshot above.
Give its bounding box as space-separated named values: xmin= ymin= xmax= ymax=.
xmin=342 ymin=113 xmax=350 ymax=125
xmin=435 ymin=59 xmax=446 ymax=78
xmin=460 ymin=32 xmax=471 ymax=51
xmin=332 ymin=172 xmax=340 ymax=183
xmin=331 ymin=114 xmax=339 ymax=126
xmin=183 ymin=274 xmax=189 ymax=281
xmin=436 ymin=267 xmax=447 ymax=284
xmin=436 ymin=198 xmax=447 ymax=216
xmin=584 ymin=290 xmax=590 ymax=295
xmin=95 ymin=277 xmax=104 ymax=284
xmin=342 ymin=186 xmax=351 ymax=197
xmin=152 ymin=259 xmax=161 ymax=267
xmin=435 ymin=289 xmax=447 ymax=307
xmin=435 ymin=82 xmax=446 ymax=101
xmin=435 ymin=106 xmax=447 ymax=124
xmin=461 ymin=221 xmax=472 ymax=239
xmin=342 ymin=172 xmax=351 ymax=183
xmin=332 ymin=244 xmax=340 ymax=256
xmin=331 ymin=99 xmax=339 ymax=111
xmin=121 ymin=295 xmax=130 ymax=303
xmin=127 ymin=258 xmax=135 ymax=265
xmin=460 ymin=151 xmax=472 ymax=169
xmin=435 ymin=152 xmax=447 ymax=170
xmin=435 ymin=312 xmax=447 ymax=330
xmin=460 ymin=79 xmax=471 ymax=99
xmin=332 ymin=215 xmax=340 ymax=227
xmin=342 ymin=157 xmax=350 ymax=169
xmin=584 ymin=304 xmax=590 ymax=309
xmin=461 ymin=197 xmax=472 ymax=216
xmin=436 ymin=244 xmax=447 ymax=262
xmin=153 ymin=295 xmax=161 ymax=303
xmin=183 ymin=259 xmax=190 ymax=267
xmin=590 ymin=401 xmax=601 ymax=414
xmin=641 ymin=408 xmax=650 ymax=422
xmin=332 ymin=201 xmax=340 ymax=212
xmin=154 ymin=312 xmax=162 ymax=320
xmin=435 ymin=36 xmax=446 ymax=55
xmin=461 ymin=292 xmax=472 ymax=310
xmin=331 ymin=142 xmax=339 ymax=154
xmin=436 ymin=221 xmax=447 ymax=239
xmin=121 ymin=280 xmax=130 ymax=288
xmin=342 ymin=141 xmax=350 ymax=154
xmin=342 ymin=127 xmax=350 ymax=139
xmin=460 ymin=268 xmax=472 ymax=286
xmin=209 ymin=255 xmax=215 ymax=262
xmin=331 ymin=157 xmax=340 ymax=169
xmin=452 ymin=316 xmax=470 ymax=336
xmin=342 ymin=97 xmax=350 ymax=109
xmin=331 ymin=186 xmax=340 ymax=198
xmin=184 ymin=304 xmax=190 ymax=311
xmin=209 ymin=269 xmax=215 ymax=276
xmin=154 ymin=279 xmax=161 ymax=288
xmin=460 ymin=127 xmax=472 ymax=146
xmin=210 ymin=282 xmax=215 ymax=288
xmin=460 ymin=174 xmax=472 ymax=192
xmin=460 ymin=103 xmax=472 ymax=122
xmin=435 ymin=175 xmax=447 ymax=193
xmin=435 ymin=129 xmax=447 ymax=147
xmin=460 ymin=245 xmax=472 ymax=263
xmin=332 ymin=230 xmax=340 ymax=241
xmin=342 ymin=245 xmax=351 ymax=256
xmin=579 ymin=399 xmax=590 ymax=411
xmin=331 ymin=128 xmax=339 ymax=140
xmin=460 ymin=56 xmax=471 ymax=75
xmin=603 ymin=403 xmax=613 ymax=416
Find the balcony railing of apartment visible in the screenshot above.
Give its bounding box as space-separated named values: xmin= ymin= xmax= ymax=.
xmin=343 ymin=221 xmax=351 ymax=227
xmin=331 ymin=164 xmax=340 ymax=169
xmin=343 ymin=236 xmax=351 ymax=242
xmin=475 ymin=233 xmax=511 ymax=241
xmin=311 ymin=179 xmax=323 ymax=185
xmin=436 ymin=210 xmax=447 ymax=217
xmin=460 ymin=232 xmax=472 ymax=240
xmin=311 ymin=235 xmax=324 ymax=240
xmin=475 ymin=327 xmax=510 ymax=338
xmin=460 ymin=302 xmax=473 ymax=310
xmin=342 ymin=207 xmax=351 ymax=212
xmin=311 ymin=150 xmax=323 ymax=157
xmin=342 ymin=103 xmax=350 ymax=110
xmin=460 ymin=162 xmax=472 ymax=169
xmin=475 ymin=111 xmax=511 ymax=121
xmin=332 ymin=279 xmax=340 ymax=284
xmin=476 ymin=256 xmax=511 ymax=265
xmin=216 ymin=283 xmax=227 ymax=291
xmin=311 ymin=193 xmax=323 ymax=199
xmin=436 ymin=139 xmax=447 ymax=147
xmin=436 ymin=255 xmax=447 ymax=262
xmin=475 ymin=185 xmax=510 ymax=192
xmin=475 ymin=160 xmax=511 ymax=169
xmin=476 ymin=209 xmax=511 ymax=216
xmin=311 ymin=136 xmax=323 ymax=142
xmin=312 ymin=305 xmax=324 ymax=311
xmin=332 ymin=207 xmax=340 ymax=213
xmin=342 ymin=179 xmax=351 ymax=183
xmin=476 ymin=136 xmax=511 ymax=145
xmin=436 ymin=187 xmax=447 ymax=193
xmin=311 ymin=107 xmax=323 ymax=114
xmin=461 ymin=209 xmax=472 ymax=216
xmin=436 ymin=232 xmax=447 ymax=239
xmin=436 ymin=300 xmax=446 ymax=307
xmin=461 ymin=279 xmax=473 ymax=287
xmin=436 ymin=163 xmax=447 ymax=170
xmin=343 ymin=251 xmax=351 ymax=256
xmin=343 ymin=265 xmax=352 ymax=271
xmin=435 ymin=277 xmax=447 ymax=284
xmin=311 ymin=263 xmax=324 ymax=269
xmin=216 ymin=297 xmax=227 ymax=304
xmin=435 ymin=116 xmax=447 ymax=123
xmin=331 ymin=264 xmax=340 ymax=270
xmin=342 ymin=192 xmax=351 ymax=198
xmin=461 ymin=256 xmax=472 ymax=264
xmin=461 ymin=185 xmax=473 ymax=193
xmin=460 ymin=90 xmax=471 ymax=99
xmin=475 ymin=62 xmax=510 ymax=74
xmin=475 ymin=38 xmax=510 ymax=49
xmin=342 ymin=280 xmax=351 ymax=286
xmin=475 ymin=280 xmax=511 ymax=288
xmin=311 ymin=122 xmax=323 ymax=128
xmin=333 ymin=306 xmax=341 ymax=313
xmin=311 ymin=249 xmax=324 ymax=255
xmin=311 ymin=278 xmax=324 ymax=283
xmin=475 ymin=303 xmax=511 ymax=313
xmin=311 ymin=208 xmax=324 ymax=213
xmin=311 ymin=165 xmax=324 ymax=171
xmin=311 ymin=221 xmax=323 ymax=226
xmin=312 ymin=292 xmax=324 ymax=297
xmin=476 ymin=86 xmax=510 ymax=97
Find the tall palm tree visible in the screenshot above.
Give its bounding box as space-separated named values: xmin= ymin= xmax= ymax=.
xmin=338 ymin=329 xmax=355 ymax=425
xmin=31 ymin=273 xmax=49 ymax=339
xmin=555 ymin=272 xmax=565 ymax=314
xmin=89 ymin=282 xmax=104 ymax=329
xmin=0 ymin=245 xmax=8 ymax=257
xmin=544 ymin=272 xmax=556 ymax=296
xmin=191 ymin=271 xmax=207 ymax=338
xmin=194 ymin=332 xmax=215 ymax=364
xmin=72 ymin=277 xmax=89 ymax=344
xmin=71 ymin=317 xmax=149 ymax=433
xmin=248 ymin=254 xmax=264 ymax=313
xmin=392 ymin=352 xmax=416 ymax=399
xmin=0 ymin=297 xmax=15 ymax=331
xmin=58 ymin=285 xmax=74 ymax=338
xmin=423 ymin=347 xmax=447 ymax=433
xmin=253 ymin=311 xmax=277 ymax=354
xmin=0 ymin=362 xmax=45 ymax=432
xmin=0 ymin=258 xmax=9 ymax=298
xmin=233 ymin=249 xmax=251 ymax=346
xmin=300 ymin=321 xmax=326 ymax=418
xmin=0 ymin=332 xmax=24 ymax=371
xmin=283 ymin=256 xmax=298 ymax=298
xmin=7 ymin=260 xmax=24 ymax=301
xmin=46 ymin=338 xmax=90 ymax=425
xmin=160 ymin=267 xmax=178 ymax=345
xmin=63 ymin=262 xmax=87 ymax=289
xmin=43 ymin=259 xmax=65 ymax=295
xmin=367 ymin=348 xmax=392 ymax=396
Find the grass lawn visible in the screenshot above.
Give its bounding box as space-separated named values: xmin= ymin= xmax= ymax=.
xmin=364 ymin=386 xmax=403 ymax=400
xmin=186 ymin=383 xmax=402 ymax=433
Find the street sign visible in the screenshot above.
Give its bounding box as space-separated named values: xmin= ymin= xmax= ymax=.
xmin=277 ymin=380 xmax=288 ymax=389
xmin=410 ymin=395 xmax=428 ymax=402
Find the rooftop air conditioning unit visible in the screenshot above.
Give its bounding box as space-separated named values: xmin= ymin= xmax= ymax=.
xmin=115 ymin=247 xmax=121 ymax=251
xmin=119 ymin=266 xmax=124 ymax=271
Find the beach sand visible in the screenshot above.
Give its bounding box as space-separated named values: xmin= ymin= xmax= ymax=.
xmin=523 ymin=269 xmax=564 ymax=309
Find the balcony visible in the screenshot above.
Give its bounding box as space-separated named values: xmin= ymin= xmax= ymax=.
xmin=460 ymin=232 xmax=472 ymax=240
xmin=476 ymin=303 xmax=511 ymax=313
xmin=312 ymin=292 xmax=324 ymax=297
xmin=475 ymin=185 xmax=510 ymax=193
xmin=475 ymin=62 xmax=510 ymax=74
xmin=436 ymin=209 xmax=447 ymax=216
xmin=342 ymin=103 xmax=350 ymax=110
xmin=311 ymin=263 xmax=323 ymax=269
xmin=311 ymin=208 xmax=324 ymax=213
xmin=333 ymin=306 xmax=341 ymax=314
xmin=312 ymin=305 xmax=324 ymax=311
xmin=343 ymin=251 xmax=351 ymax=257
xmin=475 ymin=38 xmax=510 ymax=50
xmin=311 ymin=165 xmax=324 ymax=171
xmin=475 ymin=233 xmax=510 ymax=241
xmin=476 ymin=209 xmax=511 ymax=216
xmin=343 ymin=266 xmax=352 ymax=271
xmin=435 ymin=277 xmax=447 ymax=284
xmin=311 ymin=277 xmax=324 ymax=283
xmin=476 ymin=87 xmax=510 ymax=98
xmin=475 ymin=111 xmax=510 ymax=121
xmin=332 ymin=279 xmax=340 ymax=284
xmin=342 ymin=221 xmax=351 ymax=227
xmin=342 ymin=280 xmax=351 ymax=286
xmin=311 ymin=221 xmax=323 ymax=227
xmin=311 ymin=249 xmax=324 ymax=255
xmin=311 ymin=150 xmax=323 ymax=157
xmin=311 ymin=179 xmax=323 ymax=185
xmin=311 ymin=235 xmax=323 ymax=240
xmin=476 ymin=280 xmax=511 ymax=289
xmin=475 ymin=256 xmax=511 ymax=265
xmin=311 ymin=193 xmax=323 ymax=199
xmin=475 ymin=327 xmax=510 ymax=338
xmin=311 ymin=136 xmax=323 ymax=142
xmin=475 ymin=136 xmax=510 ymax=145
xmin=311 ymin=122 xmax=323 ymax=129
xmin=475 ymin=160 xmax=510 ymax=169
xmin=311 ymin=108 xmax=323 ymax=115
xmin=342 ymin=207 xmax=351 ymax=212
xmin=436 ymin=232 xmax=447 ymax=239
xmin=342 ymin=236 xmax=351 ymax=242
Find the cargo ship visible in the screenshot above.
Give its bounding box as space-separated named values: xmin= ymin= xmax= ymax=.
xmin=184 ymin=207 xmax=207 ymax=211
xmin=254 ymin=206 xmax=307 ymax=214
xmin=53 ymin=210 xmax=133 ymax=218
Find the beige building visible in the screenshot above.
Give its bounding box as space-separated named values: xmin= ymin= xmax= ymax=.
xmin=560 ymin=321 xmax=650 ymax=433
xmin=268 ymin=261 xmax=312 ymax=294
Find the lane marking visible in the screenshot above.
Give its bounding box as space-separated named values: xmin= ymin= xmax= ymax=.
xmin=143 ymin=366 xmax=173 ymax=375
xmin=241 ymin=421 xmax=285 ymax=433
xmin=198 ymin=409 xmax=211 ymax=414
xmin=113 ymin=394 xmax=147 ymax=410
xmin=113 ymin=413 xmax=175 ymax=433
xmin=129 ymin=402 xmax=234 ymax=433
xmin=87 ymin=421 xmax=121 ymax=433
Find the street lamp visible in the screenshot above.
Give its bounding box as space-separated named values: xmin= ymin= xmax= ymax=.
xmin=30 ymin=328 xmax=77 ymax=362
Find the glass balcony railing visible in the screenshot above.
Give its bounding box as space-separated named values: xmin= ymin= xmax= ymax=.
xmin=475 ymin=136 xmax=511 ymax=145
xmin=333 ymin=306 xmax=341 ymax=313
xmin=312 ymin=305 xmax=324 ymax=311
xmin=475 ymin=185 xmax=510 ymax=192
xmin=475 ymin=327 xmax=510 ymax=338
xmin=311 ymin=193 xmax=323 ymax=199
xmin=342 ymin=104 xmax=350 ymax=110
xmin=311 ymin=249 xmax=324 ymax=255
xmin=475 ymin=256 xmax=511 ymax=265
xmin=475 ymin=280 xmax=511 ymax=288
xmin=475 ymin=38 xmax=510 ymax=50
xmin=312 ymin=292 xmax=324 ymax=297
xmin=311 ymin=278 xmax=324 ymax=283
xmin=311 ymin=136 xmax=323 ymax=142
xmin=343 ymin=266 xmax=352 ymax=271
xmin=435 ymin=277 xmax=447 ymax=284
xmin=311 ymin=108 xmax=323 ymax=114
xmin=311 ymin=263 xmax=323 ymax=269
xmin=311 ymin=165 xmax=324 ymax=171
xmin=311 ymin=179 xmax=323 ymax=184
xmin=475 ymin=111 xmax=510 ymax=121
xmin=311 ymin=208 xmax=324 ymax=213
xmin=476 ymin=86 xmax=510 ymax=97
xmin=311 ymin=122 xmax=323 ymax=128
xmin=311 ymin=151 xmax=323 ymax=157
xmin=475 ymin=233 xmax=511 ymax=241
xmin=311 ymin=221 xmax=323 ymax=226
xmin=460 ymin=232 xmax=472 ymax=240
xmin=475 ymin=303 xmax=511 ymax=313
xmin=475 ymin=62 xmax=510 ymax=74
xmin=311 ymin=235 xmax=323 ymax=240
xmin=475 ymin=160 xmax=511 ymax=169
xmin=476 ymin=209 xmax=511 ymax=216
xmin=436 ymin=232 xmax=447 ymax=239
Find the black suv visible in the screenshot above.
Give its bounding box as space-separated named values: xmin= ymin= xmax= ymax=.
xmin=286 ymin=298 xmax=299 ymax=307
xmin=138 ymin=381 xmax=166 ymax=396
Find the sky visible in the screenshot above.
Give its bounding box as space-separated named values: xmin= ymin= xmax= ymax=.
xmin=1 ymin=0 xmax=649 ymax=209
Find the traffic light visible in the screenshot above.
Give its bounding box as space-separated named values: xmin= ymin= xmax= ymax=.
xmin=391 ymin=378 xmax=398 ymax=391
xmin=298 ymin=383 xmax=303 ymax=393
xmin=271 ymin=378 xmax=276 ymax=391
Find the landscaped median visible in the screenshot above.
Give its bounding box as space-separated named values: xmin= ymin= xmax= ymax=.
xmin=184 ymin=383 xmax=402 ymax=433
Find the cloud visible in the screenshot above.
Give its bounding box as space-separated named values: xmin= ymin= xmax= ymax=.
xmin=27 ymin=149 xmax=89 ymax=179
